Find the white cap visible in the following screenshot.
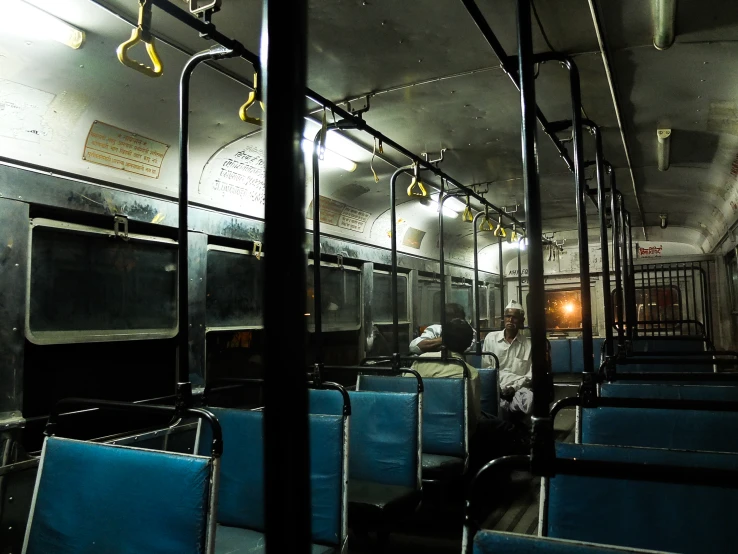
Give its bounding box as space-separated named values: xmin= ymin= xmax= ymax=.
xmin=505 ymin=299 xmax=525 ymax=314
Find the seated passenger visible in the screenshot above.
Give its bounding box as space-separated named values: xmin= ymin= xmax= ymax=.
xmin=411 ymin=318 xmax=528 ymax=472
xmin=482 ymin=300 xmax=533 ymax=419
xmin=409 ymin=303 xmax=473 ymax=354
xmin=411 ymin=318 xmax=481 ymax=432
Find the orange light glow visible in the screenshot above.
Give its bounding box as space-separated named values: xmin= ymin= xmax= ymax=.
xmin=563 ymin=303 xmax=575 ymax=314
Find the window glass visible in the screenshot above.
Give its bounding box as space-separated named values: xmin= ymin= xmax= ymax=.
xmin=539 ymin=289 xmax=583 ymax=330
xmin=373 ymin=272 xmax=409 ymax=323
xmin=418 ymin=279 xmax=441 ymax=327
xmin=306 ymin=266 xmax=361 ymax=331
xmin=612 ymin=286 xmax=681 ymax=330
xmin=449 ymin=283 xmax=473 ymax=321
xmin=28 ymin=223 xmax=177 ymax=343
xmin=206 ymin=248 xmax=263 ymax=329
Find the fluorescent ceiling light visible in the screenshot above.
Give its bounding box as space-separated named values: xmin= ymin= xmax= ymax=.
xmin=302 ymin=121 xmax=366 ymax=162
xmin=4 ymin=0 xmax=85 ymax=49
xmin=517 ymin=237 xmax=528 ymax=251
xmin=422 ymin=200 xmax=457 ymax=219
xmin=430 ymin=193 xmax=466 ymax=213
xmin=301 ymin=139 xmax=357 ymax=172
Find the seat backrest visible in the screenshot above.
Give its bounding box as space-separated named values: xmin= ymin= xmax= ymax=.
xmin=198 ymin=408 xmax=346 ymax=547
xmin=600 ymin=383 xmax=738 ymax=401
xmin=581 ymin=406 xmax=738 ymax=453
xmin=477 ymin=368 xmax=499 ymax=416
xmin=308 ymin=388 xmax=346 ymax=416
xmin=549 ymin=339 xmax=571 ymax=374
xmin=622 ymin=338 xmax=711 ymax=372
xmin=348 ymin=391 xmax=420 ymax=489
xmin=23 ymin=436 xmax=214 ymax=554
xmin=358 ymin=374 xmax=466 ymax=457
xmin=473 ymin=530 xmax=673 ymax=554
xmin=546 ymin=442 xmax=738 ymax=553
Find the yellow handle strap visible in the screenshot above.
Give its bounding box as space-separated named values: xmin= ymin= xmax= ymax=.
xmin=462 ymin=197 xmax=473 ymax=222
xmin=116 ymin=0 xmax=163 ymax=78
xmin=239 ymin=72 xmax=265 ymax=125
xmin=370 ymin=138 xmax=383 ymax=183
xmin=494 ymin=218 xmax=507 ymax=238
xmin=407 ymin=163 xmax=427 ymax=197
xmin=510 ymin=225 xmax=518 ymax=242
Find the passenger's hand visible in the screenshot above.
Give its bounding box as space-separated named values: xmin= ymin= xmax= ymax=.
xmin=501 ymin=387 xmax=515 ymax=401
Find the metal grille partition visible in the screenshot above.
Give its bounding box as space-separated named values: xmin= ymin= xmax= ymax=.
xmin=614 ymin=261 xmax=714 ymax=342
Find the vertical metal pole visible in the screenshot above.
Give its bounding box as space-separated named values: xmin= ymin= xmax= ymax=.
xmin=668 ymin=262 xmax=675 ymax=336
xmin=178 ymin=46 xmax=234 ymax=386
xmin=517 ymin=244 xmax=523 ymax=304
xmin=473 ymin=212 xmax=484 ymax=353
xmin=498 ymin=234 xmax=504 ymax=326
xmin=682 ymin=264 xmax=692 ymax=335
xmin=564 ymin=61 xmax=594 ymax=373
xmin=619 ymin=205 xmax=630 ymax=339
xmin=608 ymin=169 xmax=624 ymax=350
xmin=590 ymin=125 xmax=613 ymax=358
xmin=625 ymin=212 xmax=636 ymax=338
xmin=706 ymin=260 xmax=714 ymax=342
xmin=660 ymin=263 xmax=666 ymax=336
xmin=312 ymin=131 xmax=324 ymax=365
xmin=389 ymin=166 xmax=413 ymax=356
xmin=439 ymin=193 xmax=465 ymax=360
xmin=691 ymin=264 xmax=698 ymax=337
xmin=516 ymin=0 xmax=551 ymax=455
xmin=643 ymin=264 xmax=653 ymax=336
xmin=260 ymin=0 xmax=310 ymax=548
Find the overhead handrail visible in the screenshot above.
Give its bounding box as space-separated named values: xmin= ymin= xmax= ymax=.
xmin=116 ymin=0 xmax=163 ymax=78
xmin=239 ymin=71 xmax=265 ymax=125
xmin=407 ymin=162 xmax=427 ymax=197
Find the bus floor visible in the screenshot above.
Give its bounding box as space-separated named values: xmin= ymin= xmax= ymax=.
xmin=346 ymin=382 xmax=577 ymax=553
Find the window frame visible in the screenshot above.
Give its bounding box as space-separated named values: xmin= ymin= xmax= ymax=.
xmin=205 ymin=244 xmax=265 ymax=333
xmin=307 ymin=260 xmax=363 ymax=332
xmin=372 ymin=269 xmax=410 ymax=325
xmin=25 ymin=218 xmax=179 ymax=345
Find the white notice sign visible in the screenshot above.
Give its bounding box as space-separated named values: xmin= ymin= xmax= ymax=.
xmin=83 ymin=121 xmax=169 ymax=178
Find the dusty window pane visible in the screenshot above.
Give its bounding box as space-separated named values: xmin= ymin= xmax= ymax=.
xmin=29 ymin=226 xmax=177 ymax=336
xmin=306 ymin=266 xmax=361 ymax=331
xmin=206 ymin=249 xmax=263 ymax=328
xmin=374 ymin=273 xmax=408 ymax=323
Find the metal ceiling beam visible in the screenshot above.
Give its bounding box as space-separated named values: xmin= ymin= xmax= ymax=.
xmin=146 ymin=0 xmax=526 ymax=231
xmin=588 ymin=0 xmax=647 ymax=239
xmin=459 ymin=0 xmax=576 ymax=173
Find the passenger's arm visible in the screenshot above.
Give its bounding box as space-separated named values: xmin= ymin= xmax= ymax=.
xmin=409 ymin=326 xmax=441 ymax=354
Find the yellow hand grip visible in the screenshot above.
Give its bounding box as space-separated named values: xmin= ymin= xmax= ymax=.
xmin=239 ymin=72 xmax=265 ymax=125
xmin=116 ymin=0 xmax=163 ymax=78
xmin=494 ymin=221 xmax=507 ymax=238
xmin=510 ymin=225 xmax=518 ymax=242
xmin=407 ymin=177 xmax=427 ymax=197
xmin=462 ymin=197 xmax=473 ymax=222
xmin=479 ymin=216 xmax=495 ymax=231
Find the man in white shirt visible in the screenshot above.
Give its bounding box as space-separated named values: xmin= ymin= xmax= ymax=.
xmin=483 ymin=299 xmax=533 ymax=417
xmin=409 ymin=303 xmax=471 ymax=354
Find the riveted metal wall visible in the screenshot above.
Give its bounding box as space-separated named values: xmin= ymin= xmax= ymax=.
xmin=0 ymin=199 xmax=28 ymax=422
xmin=188 ymin=232 xmax=208 ymax=387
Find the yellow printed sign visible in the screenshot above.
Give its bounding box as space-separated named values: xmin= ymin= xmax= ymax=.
xmin=83 ymin=121 xmax=169 ymax=179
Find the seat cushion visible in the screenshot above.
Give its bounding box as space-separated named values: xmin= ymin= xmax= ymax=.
xmin=215 ymin=525 xmax=335 ymax=554
xmin=347 ymin=480 xmax=420 ymax=523
xmin=421 ymin=453 xmax=465 ymax=479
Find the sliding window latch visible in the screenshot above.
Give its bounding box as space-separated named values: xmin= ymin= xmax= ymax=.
xmin=113 ymin=215 xmax=129 ymax=241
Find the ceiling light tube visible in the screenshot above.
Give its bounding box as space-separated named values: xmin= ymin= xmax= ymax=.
xmin=301 ymin=140 xmax=357 ymax=172
xmin=5 ymin=0 xmax=85 ymax=49
xmin=657 ymin=128 xmax=671 ymax=171
xmin=422 ymin=200 xmax=458 ymax=218
xmin=653 ymin=0 xmax=677 ymax=50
